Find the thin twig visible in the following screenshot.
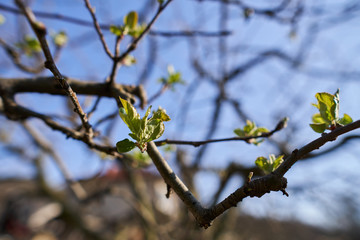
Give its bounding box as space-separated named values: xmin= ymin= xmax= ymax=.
xmin=0 ymin=37 xmax=45 ymax=73
xmin=83 ymin=0 xmax=113 ymax=58
xmin=149 ymin=30 xmax=232 ymax=37
xmin=0 ymin=3 xmax=231 ymax=38
xmin=155 ymin=117 xmax=288 ymax=147
xmin=107 ymin=35 xmax=123 ymax=85
xmin=1 ymin=95 xmax=120 ymax=157
xmin=115 ymin=0 xmax=173 ymax=63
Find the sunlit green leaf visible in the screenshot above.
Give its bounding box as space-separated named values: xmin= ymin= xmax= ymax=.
xmin=116 ymin=138 xmax=136 ymax=153
xmin=310 ymin=90 xmax=353 ymax=133
xmin=255 ymin=154 xmax=284 ymax=174
xmin=124 ymin=11 xmax=138 ymax=29
xmin=312 ymin=113 xmax=326 ymax=124
xmin=314 ymin=92 xmax=336 ymax=123
xmin=233 ymin=128 xmax=246 ymax=137
xmin=110 ymin=25 xmax=126 ymax=36
xmin=119 ymin=98 xmax=141 ymax=135
xmin=16 ymin=35 xmax=41 ymax=56
xmin=129 ymin=23 xmax=146 ymax=38
xmin=310 ymin=123 xmax=327 ymax=133
xmin=152 ymin=107 xmax=171 ymax=122
xmin=338 ymin=113 xmax=353 ymax=126
xmin=158 ymin=65 xmax=185 ymax=90
xmin=234 ymin=120 xmax=269 ymax=145
xmin=118 ymin=98 xmax=170 ymax=152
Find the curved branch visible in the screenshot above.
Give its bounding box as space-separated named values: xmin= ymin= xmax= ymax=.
xmin=147 ymin=120 xmax=360 ymax=228
xmin=274 ymin=120 xmax=360 ymax=177
xmin=15 ymin=0 xmax=94 ymax=140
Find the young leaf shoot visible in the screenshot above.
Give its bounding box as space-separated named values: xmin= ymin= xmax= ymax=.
xmin=117 ymin=98 xmax=170 ymax=153
xmin=310 ymin=89 xmax=353 ymax=133
xmin=234 ymin=120 xmax=269 ymax=145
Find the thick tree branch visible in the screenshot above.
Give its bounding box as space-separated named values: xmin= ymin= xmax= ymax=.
xmin=274 ymin=120 xmax=360 ymax=177
xmin=147 ymin=120 xmax=360 ymax=228
xmin=0 ymin=76 xmax=146 ymax=105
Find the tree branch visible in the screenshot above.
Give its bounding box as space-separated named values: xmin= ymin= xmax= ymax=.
xmin=83 ymin=0 xmax=113 ymax=59
xmin=115 ymin=0 xmax=173 ymax=63
xmin=147 ymin=119 xmax=360 ymax=228
xmin=155 ymin=117 xmax=287 ymax=147
xmin=0 ymin=76 xmax=145 ymax=105
xmin=15 ymin=0 xmax=94 ymax=141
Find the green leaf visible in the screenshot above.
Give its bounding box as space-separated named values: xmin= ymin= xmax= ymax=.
xmin=255 ymin=154 xmax=284 ymax=174
xmin=243 ymin=120 xmax=255 ymax=133
xmin=158 ymin=0 xmax=165 ymax=4
xmin=310 ymin=123 xmax=327 ymax=133
xmin=118 ymin=98 xmax=170 ymax=151
xmin=314 ymin=92 xmax=336 ymax=123
xmin=25 ymin=36 xmax=41 ymax=52
xmin=16 ymin=35 xmax=41 ymax=56
xmin=272 ymin=154 xmax=284 ymax=170
xmin=124 ymin=11 xmax=138 ymax=30
xmin=116 ymin=138 xmax=136 ymax=153
xmin=158 ymin=65 xmax=185 ymax=90
xmin=119 ymin=98 xmax=141 ymax=135
xmin=310 ymin=89 xmax=353 ymax=133
xmin=110 ymin=25 xmax=126 ymax=36
xmin=152 ymin=107 xmax=171 ymax=122
xmin=253 ymin=127 xmax=269 ymax=136
xmin=129 ymin=23 xmax=146 ymax=38
xmin=53 ymin=31 xmax=67 ymax=47
xmin=233 ymin=120 xmax=269 ymax=145
xmin=312 ymin=113 xmax=326 ymax=124
xmin=338 ymin=113 xmax=353 ymax=126
xmin=233 ymin=128 xmax=245 ymax=137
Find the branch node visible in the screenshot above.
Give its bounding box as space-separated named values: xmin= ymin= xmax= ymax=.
xmin=165 ymin=184 xmax=172 ymax=198
xmin=281 ymin=189 xmax=289 ymax=197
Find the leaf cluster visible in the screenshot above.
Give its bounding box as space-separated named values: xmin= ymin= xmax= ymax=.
xmin=116 ymin=98 xmax=170 ymax=153
xmin=110 ymin=11 xmax=145 ymax=38
xmin=52 ymin=31 xmax=68 ymax=47
xmin=255 ymin=154 xmax=284 ymax=174
xmin=158 ymin=65 xmax=185 ymax=91
xmin=310 ymin=89 xmax=352 ymax=133
xmin=16 ymin=35 xmax=41 ymax=56
xmin=233 ymin=120 xmax=269 ymax=145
